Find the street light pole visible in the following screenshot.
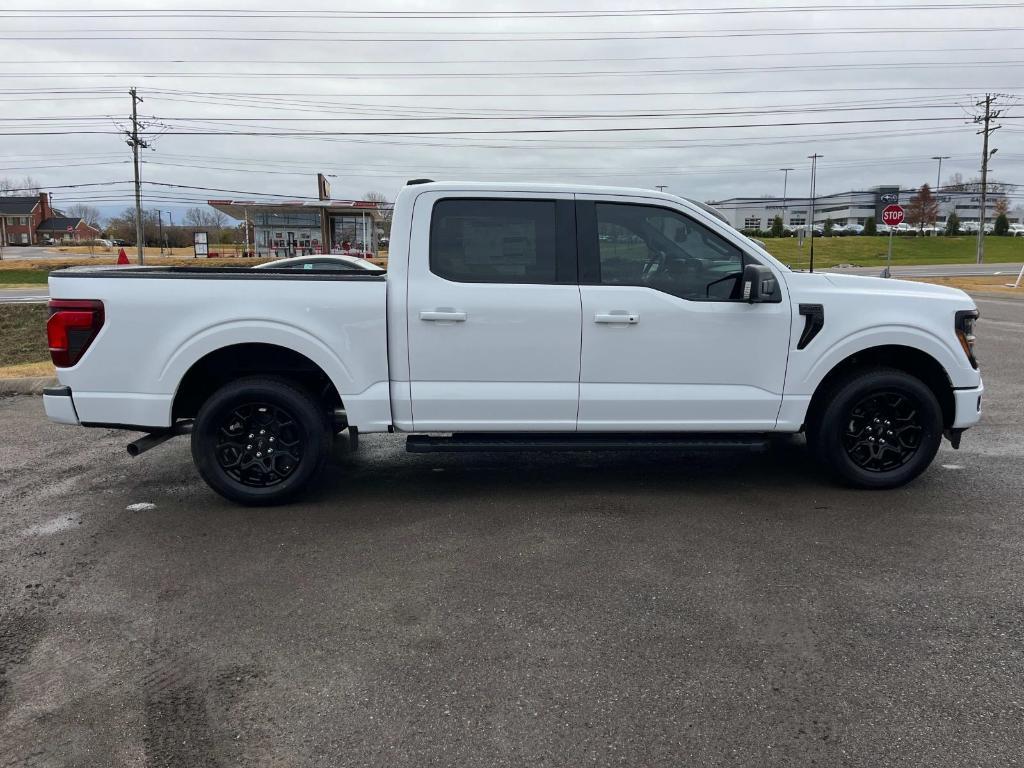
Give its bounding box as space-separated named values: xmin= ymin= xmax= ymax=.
xmin=931 ymin=155 xmax=949 ymax=193
xmin=807 ymin=154 xmax=822 ymax=272
xmin=779 ymin=167 xmax=793 ymax=230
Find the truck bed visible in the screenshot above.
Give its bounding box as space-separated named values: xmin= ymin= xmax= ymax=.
xmin=48 ymin=266 xmax=391 ymax=431
xmin=50 ymin=265 xmax=385 ymax=281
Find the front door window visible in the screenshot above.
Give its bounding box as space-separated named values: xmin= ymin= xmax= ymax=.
xmin=592 ymin=203 xmax=747 ymax=301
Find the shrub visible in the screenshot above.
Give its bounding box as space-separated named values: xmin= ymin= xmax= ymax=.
xmin=863 ymin=217 xmax=877 ymax=236
xmin=770 ymin=216 xmax=784 ymax=238
xmin=994 ymin=213 xmax=1009 ymax=236
xmin=824 ymin=218 xmax=834 ymax=237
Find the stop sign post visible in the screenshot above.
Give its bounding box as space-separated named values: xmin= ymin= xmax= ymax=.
xmin=881 ymin=204 xmax=904 ymax=278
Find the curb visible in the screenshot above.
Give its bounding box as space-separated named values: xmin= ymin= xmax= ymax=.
xmin=0 ymin=376 xmax=58 ymax=395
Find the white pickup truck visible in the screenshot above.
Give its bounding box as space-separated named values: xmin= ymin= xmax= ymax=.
xmin=43 ymin=181 xmax=983 ymax=504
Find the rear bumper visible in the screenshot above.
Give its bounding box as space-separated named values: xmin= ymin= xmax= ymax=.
xmin=42 ymin=386 xmax=80 ymax=425
xmin=952 ymin=380 xmax=984 ymax=429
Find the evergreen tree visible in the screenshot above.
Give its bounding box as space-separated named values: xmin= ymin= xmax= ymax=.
xmin=994 ymin=213 xmax=1010 ymax=236
xmin=944 ymin=212 xmax=960 ymax=236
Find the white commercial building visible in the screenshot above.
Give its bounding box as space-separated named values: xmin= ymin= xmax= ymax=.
xmin=710 ymin=186 xmax=1015 ymax=232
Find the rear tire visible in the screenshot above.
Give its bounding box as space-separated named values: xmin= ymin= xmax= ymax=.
xmin=191 ymin=377 xmax=330 ymax=505
xmin=807 ymin=368 xmax=943 ymax=489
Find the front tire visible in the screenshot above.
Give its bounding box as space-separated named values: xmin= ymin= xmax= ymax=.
xmin=808 ymin=368 xmax=943 ymax=489
xmin=191 ymin=377 xmax=330 ymax=505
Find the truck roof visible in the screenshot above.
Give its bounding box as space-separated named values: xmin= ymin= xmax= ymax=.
xmin=401 ymin=180 xmax=688 ymax=203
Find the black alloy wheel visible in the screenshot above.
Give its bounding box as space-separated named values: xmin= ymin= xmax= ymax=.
xmin=808 ymin=367 xmax=943 ymax=490
xmin=841 ymin=390 xmax=924 ymax=473
xmin=192 ymin=377 xmax=330 ymax=505
xmin=215 ymin=402 xmax=303 ymax=488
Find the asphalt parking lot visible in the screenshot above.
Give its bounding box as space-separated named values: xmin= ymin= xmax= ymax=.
xmin=1 ymin=294 xmax=1022 ymax=767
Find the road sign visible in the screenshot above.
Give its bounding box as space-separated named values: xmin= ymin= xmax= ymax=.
xmin=193 ymin=231 xmax=208 ymax=258
xmin=882 ymin=204 xmax=905 ymax=228
xmin=880 ymin=193 xmax=899 ymax=204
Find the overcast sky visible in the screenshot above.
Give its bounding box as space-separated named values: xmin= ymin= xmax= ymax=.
xmin=1 ymin=0 xmax=1022 ymax=221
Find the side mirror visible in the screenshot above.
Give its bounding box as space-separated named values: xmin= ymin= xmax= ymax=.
xmin=740 ymin=264 xmax=778 ymax=303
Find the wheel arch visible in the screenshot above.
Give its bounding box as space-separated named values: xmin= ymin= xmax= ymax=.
xmin=171 ymin=342 xmax=343 ymax=421
xmin=804 ymin=344 xmax=956 ymax=431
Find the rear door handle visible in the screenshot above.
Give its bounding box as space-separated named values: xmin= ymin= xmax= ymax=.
xmin=594 ymin=312 xmax=639 ymax=324
xmin=420 ymin=310 xmax=467 ymax=322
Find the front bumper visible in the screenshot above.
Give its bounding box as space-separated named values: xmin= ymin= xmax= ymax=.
xmin=42 ymin=386 xmax=80 ymax=425
xmin=952 ymin=380 xmax=984 ymax=429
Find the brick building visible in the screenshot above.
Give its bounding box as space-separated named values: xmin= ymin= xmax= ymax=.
xmin=0 ymin=192 xmax=100 ymax=245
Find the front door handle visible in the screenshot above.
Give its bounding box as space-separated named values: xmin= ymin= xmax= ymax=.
xmin=594 ymin=311 xmax=639 ymax=324
xmin=420 ymin=310 xmax=467 ymax=322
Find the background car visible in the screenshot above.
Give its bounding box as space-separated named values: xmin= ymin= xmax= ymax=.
xmin=835 ymin=223 xmax=864 ymax=236
xmin=252 ymin=254 xmax=385 ymax=273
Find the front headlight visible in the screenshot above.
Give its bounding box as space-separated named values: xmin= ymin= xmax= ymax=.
xmin=955 ymin=309 xmax=979 ymax=369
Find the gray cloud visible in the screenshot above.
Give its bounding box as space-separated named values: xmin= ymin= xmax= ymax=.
xmin=1 ymin=1 xmax=1021 ymax=219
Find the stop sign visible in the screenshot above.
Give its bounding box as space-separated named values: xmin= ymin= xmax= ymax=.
xmin=882 ymin=204 xmax=905 ymax=227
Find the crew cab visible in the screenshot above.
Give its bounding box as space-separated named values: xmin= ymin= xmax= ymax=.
xmin=43 ymin=182 xmax=983 ymax=504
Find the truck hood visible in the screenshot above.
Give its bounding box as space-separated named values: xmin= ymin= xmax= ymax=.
xmin=793 ymin=271 xmax=974 ymax=303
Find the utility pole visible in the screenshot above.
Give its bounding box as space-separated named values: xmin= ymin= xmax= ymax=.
xmin=156 ymin=209 xmax=165 ymax=254
xmin=779 ymin=167 xmax=793 ymax=230
xmin=807 ymin=153 xmax=822 ymax=272
xmin=931 ymin=155 xmax=949 ymax=193
xmin=126 ymin=87 xmax=149 ymax=264
xmin=973 ymin=94 xmax=1002 ymax=264
xmin=243 ymin=207 xmax=251 ymax=257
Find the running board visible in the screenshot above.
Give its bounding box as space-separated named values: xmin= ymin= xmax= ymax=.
xmin=406 ymin=432 xmax=771 ymax=453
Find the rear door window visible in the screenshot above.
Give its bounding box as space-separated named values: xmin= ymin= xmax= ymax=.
xmin=430 ymin=199 xmax=558 ymax=284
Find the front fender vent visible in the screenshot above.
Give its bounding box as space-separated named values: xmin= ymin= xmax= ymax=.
xmin=797 ymin=304 xmax=825 ymax=350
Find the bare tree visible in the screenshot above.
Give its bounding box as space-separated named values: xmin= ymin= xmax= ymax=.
xmin=0 ymin=175 xmax=41 ymax=195
xmin=0 ymin=176 xmax=40 ymax=196
xmin=944 ymin=172 xmax=966 ymax=191
xmin=184 ymin=207 xmax=227 ymax=229
xmin=993 ymin=196 xmax=1010 ymax=217
xmin=944 ymin=175 xmax=1008 ymax=195
xmin=66 ymin=204 xmax=103 ymax=228
xmin=906 ymin=184 xmax=940 ymax=231
xmin=362 ymin=191 xmax=392 ymax=236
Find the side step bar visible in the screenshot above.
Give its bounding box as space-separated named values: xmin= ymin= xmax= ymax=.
xmin=407 ymin=432 xmax=771 ymax=453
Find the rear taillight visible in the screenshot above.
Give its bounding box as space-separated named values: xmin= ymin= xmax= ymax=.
xmin=47 ymin=299 xmax=104 ymax=368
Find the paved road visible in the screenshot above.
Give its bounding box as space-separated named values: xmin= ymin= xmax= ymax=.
xmin=0 ymin=287 xmax=48 ymax=304
xmin=0 ymin=296 xmax=1022 ymax=766
xmin=824 ymin=262 xmax=1024 ymax=278
xmin=0 ymin=246 xmax=61 ymax=261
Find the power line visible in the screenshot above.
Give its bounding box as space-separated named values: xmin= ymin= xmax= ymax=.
xmin=2 ymin=46 xmax=1021 ymax=66
xmin=1 ymin=114 xmax=999 ymax=137
xmin=3 ymin=2 xmax=1022 ymax=18
xmin=6 ymin=59 xmax=1022 ymax=80
xmin=0 ymin=104 xmax=985 ymax=123
xmin=0 ymin=27 xmax=1020 ymax=43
